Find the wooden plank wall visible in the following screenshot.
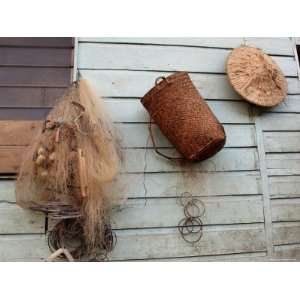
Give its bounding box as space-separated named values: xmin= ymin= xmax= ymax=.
xmin=81 ymin=37 xmax=298 ymax=261
xmin=0 ymin=38 xmax=74 ymax=261
xmin=0 ymin=37 xmax=73 ymax=172
xmin=1 ymin=37 xmax=300 ymax=261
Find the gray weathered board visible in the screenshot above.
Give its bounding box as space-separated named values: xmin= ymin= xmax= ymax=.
xmin=1 ymin=37 xmax=300 ymax=261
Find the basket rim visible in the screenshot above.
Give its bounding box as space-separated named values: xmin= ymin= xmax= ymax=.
xmin=141 ymin=71 xmax=189 ymax=106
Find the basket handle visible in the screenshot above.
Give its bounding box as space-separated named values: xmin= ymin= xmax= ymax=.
xmin=147 ymin=76 xmax=183 ymax=161
xmin=155 ymin=76 xmax=170 ymax=86
xmin=148 ymin=118 xmax=183 ymax=161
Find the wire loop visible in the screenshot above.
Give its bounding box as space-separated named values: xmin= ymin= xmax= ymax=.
xmin=177 ymin=192 xmax=205 ymax=245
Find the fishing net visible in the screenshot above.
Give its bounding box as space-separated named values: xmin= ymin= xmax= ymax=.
xmin=16 ymin=79 xmax=124 ymax=260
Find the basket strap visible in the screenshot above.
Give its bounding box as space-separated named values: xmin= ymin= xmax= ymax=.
xmin=148 ymin=118 xmax=183 ymax=161
xmin=147 ymin=76 xmax=183 ymax=161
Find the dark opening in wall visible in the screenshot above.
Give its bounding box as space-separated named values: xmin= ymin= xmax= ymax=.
xmin=297 ymin=45 xmax=300 ymax=68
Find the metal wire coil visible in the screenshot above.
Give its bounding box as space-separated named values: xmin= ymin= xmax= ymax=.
xmin=177 ymin=192 xmax=205 ymax=245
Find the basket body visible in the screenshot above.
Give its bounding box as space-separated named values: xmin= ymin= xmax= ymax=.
xmin=141 ymin=72 xmax=226 ymax=161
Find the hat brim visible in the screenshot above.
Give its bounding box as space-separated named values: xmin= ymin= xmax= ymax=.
xmin=227 ymin=46 xmax=288 ymax=107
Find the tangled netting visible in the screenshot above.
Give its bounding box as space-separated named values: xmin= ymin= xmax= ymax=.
xmin=47 ymin=219 xmax=117 ymax=261
xmin=177 ymin=192 xmax=205 ymax=244
xmin=16 ymin=79 xmax=125 ymax=260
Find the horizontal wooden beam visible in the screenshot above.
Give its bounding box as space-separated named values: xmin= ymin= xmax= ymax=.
xmin=270 ymin=176 xmax=300 ymax=199
xmin=0 ymin=121 xmax=41 ymax=146
xmin=0 ymin=48 xmax=73 ymax=67
xmin=0 ymin=87 xmax=65 ymax=107
xmin=0 ymin=146 xmax=258 ymax=174
xmin=0 ymin=171 xmax=261 ymax=201
xmin=79 ymin=70 xmax=300 ymax=99
xmin=0 ymin=67 xmax=71 ymax=87
xmin=109 ymin=225 xmax=266 ymax=260
xmin=79 ymin=37 xmax=294 ymax=56
xmin=78 ymin=43 xmax=297 ymax=76
xmin=264 ymin=132 xmax=300 ymax=153
xmin=110 ymin=195 xmax=264 ymax=229
xmin=0 ymin=37 xmax=74 ymax=48
xmin=0 ymin=202 xmax=45 ymax=234
xmin=0 ymin=121 xmax=256 ymax=148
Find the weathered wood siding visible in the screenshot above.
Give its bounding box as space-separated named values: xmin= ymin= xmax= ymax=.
xmin=1 ymin=37 xmax=300 ymax=261
xmin=0 ymin=38 xmax=74 ymax=257
xmin=0 ymin=38 xmax=74 ymax=169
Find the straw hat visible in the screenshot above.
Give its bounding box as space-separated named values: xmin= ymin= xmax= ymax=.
xmin=227 ymin=46 xmax=287 ymax=107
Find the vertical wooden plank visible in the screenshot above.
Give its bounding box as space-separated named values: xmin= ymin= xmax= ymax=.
xmin=291 ymin=38 xmax=300 ymax=81
xmin=72 ymin=37 xmax=79 ymax=82
xmin=255 ymin=114 xmax=274 ymax=256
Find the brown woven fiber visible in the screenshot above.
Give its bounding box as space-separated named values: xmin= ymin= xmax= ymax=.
xmin=141 ymin=72 xmax=226 ymax=161
xmin=227 ymin=46 xmax=288 ymax=107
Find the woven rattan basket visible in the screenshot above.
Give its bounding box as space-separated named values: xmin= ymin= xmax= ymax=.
xmin=141 ymin=72 xmax=226 ymax=161
xmin=227 ymin=46 xmax=288 ymax=107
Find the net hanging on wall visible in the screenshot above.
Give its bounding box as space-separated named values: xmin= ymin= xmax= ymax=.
xmin=16 ymin=79 xmax=125 ymax=260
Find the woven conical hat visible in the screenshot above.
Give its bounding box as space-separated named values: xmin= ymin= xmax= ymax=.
xmin=227 ymin=46 xmax=287 ymax=107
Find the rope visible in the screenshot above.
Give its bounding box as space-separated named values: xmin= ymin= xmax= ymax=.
xmin=46 ymin=248 xmax=75 ymax=262
xmin=147 ymin=76 xmax=183 ymax=161
xmin=148 ymin=117 xmax=183 ymax=160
